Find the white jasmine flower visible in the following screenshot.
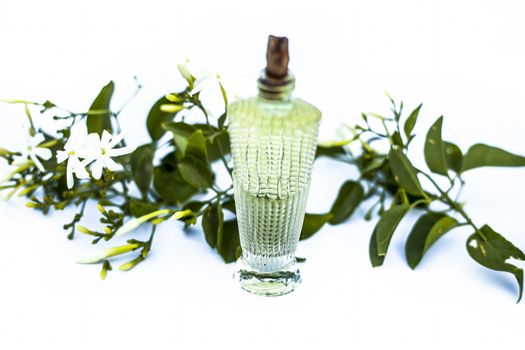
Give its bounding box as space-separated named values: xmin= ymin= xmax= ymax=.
xmin=22 ymin=133 xmax=52 ymax=172
xmin=191 ymin=73 xmax=221 ymax=95
xmin=191 ymin=72 xmax=228 ymax=119
xmin=86 ymin=130 xmax=135 ymax=180
xmin=56 ymin=123 xmax=91 ymax=189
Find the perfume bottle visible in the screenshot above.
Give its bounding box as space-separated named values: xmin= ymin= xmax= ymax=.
xmin=229 ymin=36 xmax=321 ymax=296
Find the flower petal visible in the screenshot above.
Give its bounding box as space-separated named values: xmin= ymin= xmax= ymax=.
xmin=32 ymin=147 xmax=52 ymax=160
xmin=29 ymin=153 xmax=45 ymax=172
xmin=30 ymin=133 xmax=46 ymax=146
xmin=66 ymin=159 xmax=74 ymax=189
xmin=104 ymin=157 xmax=122 ymax=172
xmin=90 ymin=159 xmax=104 ymax=180
xmin=70 ymin=157 xmax=90 ymax=179
xmin=101 ymin=130 xmax=112 ymax=147
xmin=107 ymin=145 xmax=135 ymax=157
xmin=107 ymin=132 xmax=125 ymax=149
xmin=56 ymin=150 xmax=68 ymax=164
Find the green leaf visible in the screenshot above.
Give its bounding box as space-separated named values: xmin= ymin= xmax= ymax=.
xmin=153 ymin=154 xmax=198 ymax=204
xmin=467 ymin=225 xmax=525 ymax=302
xmin=388 ymin=147 xmax=425 ymax=197
xmin=444 ymin=141 xmax=463 ymax=173
xmin=186 ymin=130 xmax=208 ymax=164
xmin=221 ymin=197 xmax=236 ymax=213
xmin=207 ymin=129 xmax=231 ymax=162
xmin=162 ymin=122 xmax=195 ymax=157
xmin=87 ymin=81 xmax=114 ymax=135
xmin=183 ymin=201 xmax=207 ymax=213
xmin=392 ymin=131 xmax=404 ymax=147
xmin=129 ymin=199 xmax=160 ymax=218
xmin=403 ymin=103 xmax=422 ymax=138
xmin=315 ymin=145 xmax=346 ymax=159
xmin=218 ymin=112 xmax=227 ymax=129
xmin=362 ymin=156 xmax=386 ymax=174
xmin=329 ymin=181 xmax=364 ymax=225
xmin=218 ymin=81 xmax=228 ymax=107
xmin=147 ymin=96 xmax=180 ymax=141
xmin=424 ymin=116 xmax=448 ymax=176
xmin=375 ymin=204 xmax=410 ymax=256
xmin=130 ymin=144 xmax=156 ymax=199
xmin=369 ymin=228 xmax=385 ymax=267
xmin=202 ymin=203 xmax=223 ymax=248
xmin=300 ymin=213 xmax=332 ymax=240
xmin=405 ymin=212 xmax=458 ymax=269
xmin=218 ymin=219 xmax=241 ymax=263
xmin=461 ymin=144 xmax=525 ymax=172
xmin=177 ymin=156 xmax=213 ymax=189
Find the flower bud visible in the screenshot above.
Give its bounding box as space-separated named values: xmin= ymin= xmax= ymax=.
xmin=76 ymin=243 xmax=141 ymax=264
xmin=115 ymin=209 xmax=171 ymax=236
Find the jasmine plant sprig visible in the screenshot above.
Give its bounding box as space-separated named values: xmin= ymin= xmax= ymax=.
xmin=0 ymin=64 xmax=242 ymax=278
xmin=312 ymin=98 xmax=525 ymax=302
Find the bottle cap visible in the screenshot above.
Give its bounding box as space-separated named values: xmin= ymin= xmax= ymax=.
xmin=258 ymin=35 xmax=295 ymax=100
xmin=265 ymin=35 xmax=289 ymax=78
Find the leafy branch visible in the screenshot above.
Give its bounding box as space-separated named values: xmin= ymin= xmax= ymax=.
xmin=312 ymin=98 xmax=525 ymax=302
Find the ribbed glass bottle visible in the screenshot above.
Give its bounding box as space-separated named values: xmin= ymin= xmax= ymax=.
xmin=229 ymin=79 xmax=321 ymax=296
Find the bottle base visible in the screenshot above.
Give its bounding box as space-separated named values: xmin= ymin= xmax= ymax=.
xmin=234 ymin=257 xmax=301 ymax=297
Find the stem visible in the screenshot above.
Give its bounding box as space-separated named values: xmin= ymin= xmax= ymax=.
xmin=194 ymin=101 xmax=233 ymax=176
xmin=115 ymin=77 xmax=142 ymax=117
xmin=66 ymin=199 xmax=88 ymax=240
xmin=147 ymin=224 xmax=156 ymax=245
xmin=416 ymin=168 xmax=484 ymax=239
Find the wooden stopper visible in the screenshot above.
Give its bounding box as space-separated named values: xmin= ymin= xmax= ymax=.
xmin=265 ymin=35 xmax=289 ymax=78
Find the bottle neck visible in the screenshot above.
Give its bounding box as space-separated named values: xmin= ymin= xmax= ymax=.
xmin=257 ymin=69 xmax=295 ymax=101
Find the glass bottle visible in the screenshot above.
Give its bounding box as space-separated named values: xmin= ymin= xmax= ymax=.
xmin=228 ymin=36 xmax=321 ymax=296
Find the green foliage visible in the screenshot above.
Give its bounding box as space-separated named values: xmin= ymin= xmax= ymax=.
xmin=444 ymin=141 xmax=463 ymax=172
xmin=388 ymin=147 xmax=425 ymax=197
xmin=405 ymin=213 xmax=458 ymax=269
xmin=323 ymin=98 xmax=525 ymax=301
xmin=424 ymin=116 xmax=448 ymax=176
xmin=300 ymin=213 xmax=332 ymax=240
xmin=202 ymin=203 xmax=223 ymax=248
xmin=218 ymin=220 xmax=241 ymax=263
xmin=328 ymin=180 xmax=364 ymax=225
xmin=374 ymin=204 xmax=410 ymax=258
xmin=467 ymin=225 xmax=525 ymax=302
xmin=461 ymin=144 xmax=525 ymax=172
xmin=147 ymin=96 xmax=180 ymax=141
xmin=3 ymin=71 xmax=525 ymax=303
xmin=130 ymin=144 xmax=156 ymax=199
xmin=403 ymin=103 xmax=422 ymax=139
xmin=178 ymin=156 xmax=213 ymax=188
xmin=369 ymin=228 xmax=385 ymax=267
xmin=87 ymin=81 xmax=114 ymax=135
xmin=153 ymin=159 xmax=198 ymax=204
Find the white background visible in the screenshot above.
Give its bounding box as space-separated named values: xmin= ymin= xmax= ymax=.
xmin=1 ymin=0 xmax=525 ymax=349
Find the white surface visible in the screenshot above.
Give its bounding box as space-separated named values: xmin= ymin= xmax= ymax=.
xmin=1 ymin=1 xmax=525 ymax=349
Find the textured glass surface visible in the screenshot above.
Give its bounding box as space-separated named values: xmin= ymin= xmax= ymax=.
xmin=229 ymin=96 xmax=321 ymax=275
